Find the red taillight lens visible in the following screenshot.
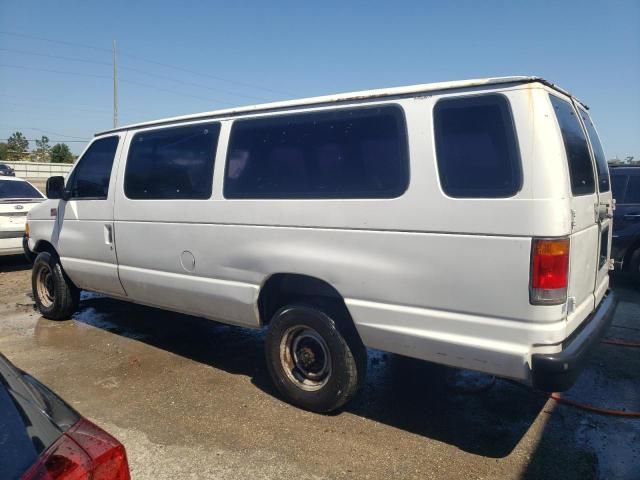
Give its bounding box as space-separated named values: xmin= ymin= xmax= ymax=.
xmin=22 ymin=419 xmax=130 ymax=480
xmin=530 ymin=238 xmax=569 ymax=305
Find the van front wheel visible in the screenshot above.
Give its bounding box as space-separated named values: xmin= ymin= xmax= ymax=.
xmin=32 ymin=252 xmax=80 ymax=320
xmin=265 ymin=305 xmax=366 ymax=413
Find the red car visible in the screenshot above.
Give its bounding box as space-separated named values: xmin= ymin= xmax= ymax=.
xmin=0 ymin=353 xmax=131 ymax=480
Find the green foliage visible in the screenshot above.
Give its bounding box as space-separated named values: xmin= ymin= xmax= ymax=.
xmin=0 ymin=142 xmax=8 ymax=160
xmin=6 ymin=131 xmax=28 ymax=160
xmin=34 ymin=135 xmax=51 ymax=162
xmin=50 ymin=143 xmax=74 ymax=163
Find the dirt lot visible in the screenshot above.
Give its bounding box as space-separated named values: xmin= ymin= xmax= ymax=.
xmin=1 ymin=255 xmax=638 ymax=479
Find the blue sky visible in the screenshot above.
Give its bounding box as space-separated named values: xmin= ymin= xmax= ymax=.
xmin=0 ymin=0 xmax=638 ymax=156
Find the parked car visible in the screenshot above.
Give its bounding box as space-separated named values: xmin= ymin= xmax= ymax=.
xmin=0 ymin=163 xmax=16 ymax=176
xmin=26 ymin=76 xmax=617 ymax=412
xmin=610 ymin=165 xmax=640 ymax=277
xmin=0 ymin=353 xmax=130 ymax=480
xmin=0 ymin=177 xmax=44 ymax=258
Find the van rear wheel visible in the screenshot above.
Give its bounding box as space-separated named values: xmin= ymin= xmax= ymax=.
xmin=265 ymin=305 xmax=366 ymax=413
xmin=32 ymin=252 xmax=80 ymax=320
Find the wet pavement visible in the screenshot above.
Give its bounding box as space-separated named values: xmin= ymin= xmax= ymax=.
xmin=1 ymin=254 xmax=638 ymax=479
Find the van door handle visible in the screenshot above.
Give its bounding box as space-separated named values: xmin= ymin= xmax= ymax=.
xmin=596 ymin=204 xmax=613 ymax=221
xmin=104 ymin=224 xmax=113 ymax=245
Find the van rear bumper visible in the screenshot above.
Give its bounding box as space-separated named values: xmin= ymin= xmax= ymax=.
xmin=531 ymin=291 xmax=618 ymax=392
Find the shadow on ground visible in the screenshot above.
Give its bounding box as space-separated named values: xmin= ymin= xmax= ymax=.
xmin=521 ymin=275 xmax=640 ymax=479
xmin=49 ymin=291 xmax=548 ymax=459
xmin=0 ymin=255 xmax=31 ymax=273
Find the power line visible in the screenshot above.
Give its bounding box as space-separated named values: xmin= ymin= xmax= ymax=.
xmin=0 ymin=30 xmax=292 ymax=97
xmin=118 ymin=51 xmax=291 ymax=97
xmin=0 ymin=127 xmax=90 ymax=139
xmin=0 ymin=46 xmax=269 ymax=101
xmin=0 ymin=63 xmax=111 ymax=79
xmin=0 ymin=99 xmax=109 ymax=114
xmin=0 ymin=47 xmax=111 ymax=66
xmin=0 ymin=63 xmax=232 ymax=105
xmin=0 ymin=30 xmax=110 ymax=53
xmin=0 ymin=138 xmax=88 ymax=143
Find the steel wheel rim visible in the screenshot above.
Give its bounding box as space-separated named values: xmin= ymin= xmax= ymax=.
xmin=36 ymin=265 xmax=55 ymax=308
xmin=279 ymin=325 xmax=332 ymax=391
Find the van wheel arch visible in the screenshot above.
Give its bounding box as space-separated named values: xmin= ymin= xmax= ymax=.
xmin=33 ymin=240 xmax=59 ymax=258
xmin=258 ymin=273 xmax=360 ymax=336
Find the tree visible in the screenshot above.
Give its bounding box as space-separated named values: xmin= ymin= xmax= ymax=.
xmin=34 ymin=135 xmax=51 ymax=162
xmin=6 ymin=131 xmax=29 ymax=160
xmin=0 ymin=142 xmax=8 ymax=161
xmin=50 ymin=143 xmax=74 ymax=163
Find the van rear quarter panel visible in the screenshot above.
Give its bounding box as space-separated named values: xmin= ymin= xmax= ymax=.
xmin=112 ymin=84 xmax=573 ymax=378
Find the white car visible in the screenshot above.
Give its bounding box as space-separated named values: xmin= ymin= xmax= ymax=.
xmin=0 ymin=177 xmax=44 ymax=257
xmin=26 ymin=76 xmax=617 ymax=412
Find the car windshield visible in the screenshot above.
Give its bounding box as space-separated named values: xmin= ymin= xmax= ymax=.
xmin=0 ymin=180 xmax=43 ymax=199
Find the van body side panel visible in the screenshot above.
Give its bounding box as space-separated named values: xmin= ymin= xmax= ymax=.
xmin=107 ymin=85 xmax=582 ymax=382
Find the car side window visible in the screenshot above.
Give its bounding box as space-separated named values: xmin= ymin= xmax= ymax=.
xmin=67 ymin=136 xmax=119 ymax=199
xmin=625 ymin=176 xmax=640 ymax=204
xmin=610 ymin=174 xmax=628 ymax=204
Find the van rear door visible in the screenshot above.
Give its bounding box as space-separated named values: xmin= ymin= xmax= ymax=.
xmin=576 ymin=105 xmax=612 ymax=306
xmin=548 ymin=94 xmax=599 ymax=327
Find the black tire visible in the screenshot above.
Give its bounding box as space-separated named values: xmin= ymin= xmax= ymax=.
xmin=32 ymin=252 xmax=80 ymax=320
xmin=23 ymin=236 xmax=37 ymax=264
xmin=265 ymin=304 xmax=367 ymax=413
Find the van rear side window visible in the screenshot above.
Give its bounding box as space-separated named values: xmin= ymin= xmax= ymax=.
xmin=548 ymin=95 xmax=595 ymax=196
xmin=223 ymin=106 xmax=409 ymax=199
xmin=125 ymin=123 xmax=220 ymax=200
xmin=578 ymin=109 xmax=610 ymax=192
xmin=433 ymin=94 xmax=522 ymax=198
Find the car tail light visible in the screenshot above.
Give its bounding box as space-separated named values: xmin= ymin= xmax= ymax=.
xmin=21 ymin=418 xmax=130 ymax=480
xmin=530 ymin=238 xmax=570 ymax=305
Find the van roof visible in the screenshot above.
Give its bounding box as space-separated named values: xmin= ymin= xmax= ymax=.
xmin=97 ymin=76 xmax=585 ymax=136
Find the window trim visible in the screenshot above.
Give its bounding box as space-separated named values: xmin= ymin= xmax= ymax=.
xmin=65 ymin=135 xmax=120 ymax=201
xmin=548 ymin=93 xmax=597 ymax=197
xmin=222 ymin=103 xmax=411 ymax=200
xmin=432 ymin=92 xmax=524 ymax=199
xmin=123 ymin=121 xmax=221 ymax=201
xmin=576 ymin=105 xmax=610 ymax=193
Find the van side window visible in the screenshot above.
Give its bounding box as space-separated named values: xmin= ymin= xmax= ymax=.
xmin=67 ymin=136 xmax=119 ymax=199
xmin=124 ymin=123 xmax=220 ymax=200
xmin=433 ymin=94 xmax=522 ymax=198
xmin=578 ymin=109 xmax=610 ymax=192
xmin=223 ymin=106 xmax=409 ymax=199
xmin=548 ymin=95 xmax=595 ymax=196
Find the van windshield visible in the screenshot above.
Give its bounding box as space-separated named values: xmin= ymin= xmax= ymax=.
xmin=578 ymin=109 xmax=610 ymax=192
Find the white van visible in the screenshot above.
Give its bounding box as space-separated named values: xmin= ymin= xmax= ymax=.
xmin=26 ymin=76 xmax=617 ymax=412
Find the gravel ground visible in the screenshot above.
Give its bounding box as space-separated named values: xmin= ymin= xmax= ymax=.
xmin=0 ymin=254 xmax=638 ymax=479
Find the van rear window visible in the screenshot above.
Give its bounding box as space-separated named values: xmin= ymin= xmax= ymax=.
xmin=548 ymin=95 xmax=595 ymax=196
xmin=223 ymin=106 xmax=409 ymax=199
xmin=578 ymin=109 xmax=610 ymax=192
xmin=433 ymin=94 xmax=522 ymax=198
xmin=125 ymin=123 xmax=220 ymax=200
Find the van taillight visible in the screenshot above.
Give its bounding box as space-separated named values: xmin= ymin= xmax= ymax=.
xmin=530 ymin=238 xmax=569 ymax=305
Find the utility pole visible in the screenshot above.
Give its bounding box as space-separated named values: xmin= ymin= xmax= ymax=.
xmin=113 ymin=40 xmax=118 ymax=128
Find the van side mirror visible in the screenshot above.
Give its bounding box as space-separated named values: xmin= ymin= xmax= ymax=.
xmin=46 ymin=176 xmax=68 ymax=200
